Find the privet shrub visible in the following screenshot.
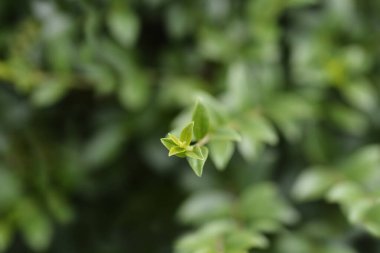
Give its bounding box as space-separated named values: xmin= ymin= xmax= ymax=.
xmin=0 ymin=0 xmax=379 ymax=252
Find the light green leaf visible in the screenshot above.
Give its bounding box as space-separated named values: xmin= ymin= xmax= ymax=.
xmin=187 ymin=147 xmax=209 ymax=177
xmin=363 ymin=203 xmax=380 ymax=236
xmin=168 ymin=133 xmax=182 ymax=146
xmin=342 ymin=81 xmax=377 ymax=112
xmin=292 ymin=168 xmax=337 ymax=201
xmin=107 ymin=8 xmax=139 ymax=47
xmin=240 ymin=115 xmax=277 ymax=145
xmin=340 ymin=145 xmax=380 ymax=187
xmin=175 ymin=220 xmax=235 ymax=253
xmin=169 ymin=146 xmax=186 ymax=157
xmin=178 ymin=191 xmax=233 ymax=225
xmin=209 ymin=140 xmax=234 ymax=170
xmin=211 ymin=127 xmax=241 ymax=141
xmin=237 ymin=114 xmax=276 ymax=162
xmin=237 ymin=133 xmax=263 ymax=162
xmin=180 ymin=122 xmax=194 ymax=146
xmin=240 ymin=183 xmax=299 ymax=227
xmin=161 ymin=137 xmax=177 ymax=151
xmin=249 ymin=233 xmax=269 ymax=249
xmin=226 ymin=230 xmax=268 ymax=250
xmin=326 ymin=181 xmax=363 ymax=205
xmin=31 ymin=78 xmax=68 ymax=107
xmin=265 ymin=94 xmax=313 ymax=140
xmin=186 ymin=146 xmax=204 ymax=160
xmin=225 ymin=62 xmax=250 ymax=111
xmin=287 ymin=0 xmax=317 ymax=7
xmin=192 ymin=101 xmax=210 ymax=140
xmin=199 ymin=27 xmax=230 ymax=61
xmin=329 ymin=104 xmax=368 ymax=135
xmin=118 ymin=70 xmax=150 ymax=111
xmin=346 ymin=198 xmax=373 ymax=224
xmin=82 ymin=63 xmax=116 ymax=95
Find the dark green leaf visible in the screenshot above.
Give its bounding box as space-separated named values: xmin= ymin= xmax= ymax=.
xmin=0 ymin=221 xmax=12 ymax=252
xmin=46 ymin=192 xmax=74 ymax=224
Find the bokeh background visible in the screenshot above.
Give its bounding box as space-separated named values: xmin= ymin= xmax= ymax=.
xmin=0 ymin=0 xmax=380 ymax=252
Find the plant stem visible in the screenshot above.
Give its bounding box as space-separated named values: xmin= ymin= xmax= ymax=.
xmin=195 ymin=134 xmax=210 ymax=147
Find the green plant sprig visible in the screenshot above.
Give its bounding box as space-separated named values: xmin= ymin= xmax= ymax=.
xmin=160 ymin=100 xmax=241 ymax=177
xmin=161 ymin=121 xmax=209 ymax=177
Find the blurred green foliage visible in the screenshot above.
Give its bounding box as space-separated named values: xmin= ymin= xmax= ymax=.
xmin=0 ymin=0 xmax=380 ymax=252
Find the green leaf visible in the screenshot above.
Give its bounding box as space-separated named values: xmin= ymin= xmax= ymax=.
xmin=240 ymin=115 xmax=277 ymax=145
xmin=31 ymin=78 xmax=68 ymax=107
xmin=107 ymin=8 xmax=139 ymax=47
xmin=16 ymin=199 xmax=53 ymax=252
xmin=83 ymin=63 xmax=116 ymax=95
xmin=340 ymin=145 xmax=380 ymax=186
xmin=83 ymin=124 xmax=127 ymax=168
xmin=326 ymin=181 xmax=363 ymax=205
xmin=239 ymin=183 xmax=299 ymax=227
xmin=237 ymin=114 xmax=277 ymax=162
xmin=166 ymin=4 xmax=191 ymax=39
xmin=186 ymin=146 xmax=204 ymax=160
xmin=265 ymin=94 xmax=313 ymax=140
xmin=118 ymin=69 xmax=150 ymax=111
xmin=46 ymin=192 xmax=74 ymax=224
xmin=238 ymin=134 xmax=262 ymax=162
xmin=161 ymin=137 xmax=177 ymax=151
xmin=328 ymin=104 xmax=368 ymax=135
xmin=209 ymin=140 xmax=234 ymax=170
xmin=342 ymin=81 xmax=377 ymax=113
xmin=287 ymin=0 xmax=317 ymax=7
xmin=175 ymin=220 xmax=235 ymax=253
xmin=169 ymin=146 xmax=186 ymax=157
xmin=292 ymin=168 xmax=337 ymax=201
xmin=168 ymin=133 xmax=182 ymax=146
xmin=0 ymin=168 xmax=21 ymax=211
xmin=345 ymin=198 xmax=373 ymax=225
xmin=226 ymin=230 xmax=269 ymax=250
xmin=0 ymin=221 xmax=12 ymax=252
xmin=178 ymin=191 xmax=233 ymax=225
xmin=363 ymin=203 xmax=380 ymax=236
xmin=187 ymin=147 xmax=209 ymax=177
xmin=211 ymin=127 xmax=241 ymax=141
xmin=225 ymin=62 xmax=250 ymax=111
xmin=192 ymin=101 xmax=210 ymax=140
xmin=180 ymin=122 xmax=194 ymax=146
